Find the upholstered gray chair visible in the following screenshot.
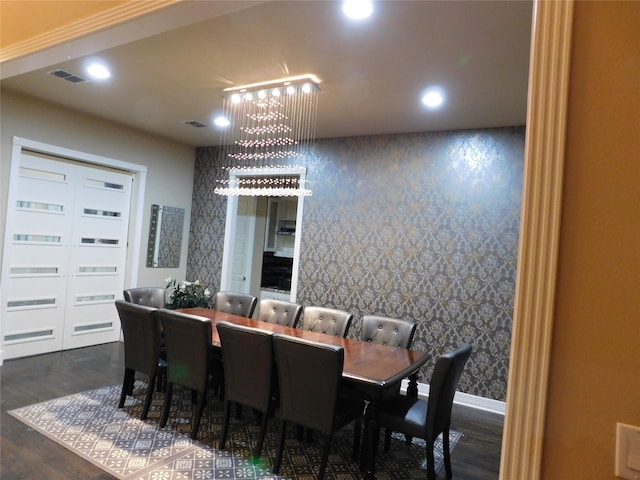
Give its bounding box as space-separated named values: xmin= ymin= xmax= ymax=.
xmin=377 ymin=343 xmax=472 ymax=480
xmin=123 ymin=287 xmax=166 ymax=309
xmin=257 ymin=299 xmax=303 ymax=328
xmin=362 ymin=315 xmax=419 ymax=445
xmin=361 ymin=315 xmax=417 ymax=349
xmin=272 ymin=334 xmax=364 ymax=480
xmin=115 ymin=299 xmax=166 ymax=419
xmin=216 ymin=321 xmax=277 ymax=463
xmin=215 ymin=291 xmax=258 ymax=318
xmin=300 ymin=306 xmax=353 ymax=338
xmin=152 ymin=309 xmax=216 ymax=439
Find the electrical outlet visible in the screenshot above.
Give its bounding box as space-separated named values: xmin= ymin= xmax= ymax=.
xmin=616 ymin=423 xmax=640 ymax=480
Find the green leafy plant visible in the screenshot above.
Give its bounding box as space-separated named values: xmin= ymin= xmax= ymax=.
xmin=164 ymin=277 xmax=211 ymax=309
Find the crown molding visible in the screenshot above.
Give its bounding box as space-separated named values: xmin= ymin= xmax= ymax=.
xmin=0 ymin=0 xmax=180 ymax=63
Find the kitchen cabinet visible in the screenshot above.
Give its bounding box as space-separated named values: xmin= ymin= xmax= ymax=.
xmin=264 ymin=197 xmax=297 ymax=258
xmin=259 ymin=288 xmax=291 ymax=303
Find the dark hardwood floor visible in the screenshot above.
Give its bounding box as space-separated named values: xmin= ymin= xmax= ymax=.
xmin=0 ymin=342 xmax=503 ymax=479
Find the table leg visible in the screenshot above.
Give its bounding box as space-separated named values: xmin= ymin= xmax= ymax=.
xmin=360 ymin=401 xmax=380 ymax=478
xmin=405 ymin=372 xmax=419 ymax=445
xmin=406 ymin=371 xmax=419 ymax=398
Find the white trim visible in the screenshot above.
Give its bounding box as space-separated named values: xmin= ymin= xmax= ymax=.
xmin=401 ymin=380 xmax=506 ymax=416
xmin=0 ymin=1 xmax=181 ymax=64
xmin=500 ymin=1 xmax=574 ymax=478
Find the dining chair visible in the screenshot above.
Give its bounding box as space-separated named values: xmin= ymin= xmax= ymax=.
xmin=376 ymin=343 xmax=472 ymax=480
xmin=215 ymin=291 xmax=258 ymax=318
xmin=123 ymin=287 xmax=166 ymax=309
xmin=115 ymin=299 xmax=166 ymax=419
xmin=362 ymin=314 xmax=419 ymax=444
xmin=361 ymin=315 xmax=417 ymax=348
xmin=152 ymin=308 xmax=216 ymax=439
xmin=216 ymin=321 xmax=277 ymax=463
xmin=258 ymin=299 xmax=303 ymax=328
xmin=272 ymin=334 xmax=364 ymax=480
xmin=300 ymin=306 xmax=353 ymax=338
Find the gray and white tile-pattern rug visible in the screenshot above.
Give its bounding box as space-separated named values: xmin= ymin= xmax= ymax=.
xmin=9 ymin=382 xmax=461 ymax=479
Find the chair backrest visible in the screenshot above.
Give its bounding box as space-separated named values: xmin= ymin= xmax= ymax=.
xmin=426 ymin=343 xmax=472 ymax=441
xmin=300 ymin=306 xmax=353 ymax=338
xmin=215 ymin=291 xmax=258 ymax=318
xmin=258 ymin=299 xmax=303 ymax=328
xmin=123 ymin=287 xmax=165 ymax=309
xmin=273 ymin=334 xmax=344 ymax=434
xmin=216 ymin=321 xmax=275 ymax=411
xmin=152 ymin=309 xmax=213 ymax=392
xmin=361 ymin=315 xmax=417 ymax=348
xmin=115 ymin=299 xmax=162 ymax=376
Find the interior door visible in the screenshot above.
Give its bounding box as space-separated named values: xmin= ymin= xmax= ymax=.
xmin=230 ymin=196 xmax=256 ymax=293
xmin=2 ymin=151 xmax=132 ymax=359
xmin=61 ymin=163 xmax=133 ymax=350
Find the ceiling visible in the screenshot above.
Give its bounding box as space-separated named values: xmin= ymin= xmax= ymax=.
xmin=1 ymin=1 xmax=533 ymax=148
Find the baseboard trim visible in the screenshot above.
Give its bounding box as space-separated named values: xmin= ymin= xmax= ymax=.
xmin=400 ymin=380 xmax=506 ymax=416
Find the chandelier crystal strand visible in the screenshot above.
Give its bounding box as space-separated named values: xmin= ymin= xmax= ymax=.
xmin=215 ymin=75 xmax=319 ymax=196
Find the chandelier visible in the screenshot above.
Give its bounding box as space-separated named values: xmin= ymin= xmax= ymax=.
xmin=214 ymin=74 xmax=320 ymax=197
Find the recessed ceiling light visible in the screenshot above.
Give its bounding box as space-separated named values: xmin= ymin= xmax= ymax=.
xmin=214 ymin=116 xmax=230 ymax=127
xmin=342 ymin=0 xmax=373 ymax=20
xmin=421 ymin=86 xmax=446 ymax=109
xmin=86 ymin=63 xmax=111 ymax=80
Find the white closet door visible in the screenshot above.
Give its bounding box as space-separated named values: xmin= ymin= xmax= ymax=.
xmin=2 ymin=152 xmax=132 ymax=359
xmin=61 ymin=163 xmax=132 ymax=350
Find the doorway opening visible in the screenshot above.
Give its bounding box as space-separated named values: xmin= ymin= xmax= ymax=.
xmin=219 ymin=167 xmax=307 ymax=311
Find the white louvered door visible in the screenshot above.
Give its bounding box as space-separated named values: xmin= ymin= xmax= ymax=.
xmin=2 ymin=151 xmax=132 ymax=359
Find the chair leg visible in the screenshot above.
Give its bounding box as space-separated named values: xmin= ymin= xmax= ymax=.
xmin=352 ymin=416 xmax=362 ymax=461
xmin=443 ymin=428 xmax=453 ymax=479
xmin=253 ymin=408 xmax=269 ymax=464
xmin=318 ymin=431 xmax=333 ymax=480
xmin=160 ymin=383 xmax=173 ymax=428
xmin=219 ymin=400 xmax=232 ymax=449
xmin=273 ymin=420 xmax=287 ymax=474
xmin=119 ymin=368 xmax=135 ymax=408
xmin=141 ymin=373 xmax=156 ymax=420
xmin=190 ymin=389 xmax=207 ymax=439
xmin=156 ymin=365 xmax=166 ymax=393
xmin=426 ymin=439 xmax=436 ymax=480
xmin=383 ymin=427 xmax=392 ymax=452
xmin=191 ymin=389 xmax=198 ymax=405
xmin=127 ymin=371 xmax=136 ymax=395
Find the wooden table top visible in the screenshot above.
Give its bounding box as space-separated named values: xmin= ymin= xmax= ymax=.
xmin=178 ymin=307 xmax=430 ymax=390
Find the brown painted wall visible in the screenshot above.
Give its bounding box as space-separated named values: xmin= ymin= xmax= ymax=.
xmin=541 ymin=2 xmax=640 ymax=478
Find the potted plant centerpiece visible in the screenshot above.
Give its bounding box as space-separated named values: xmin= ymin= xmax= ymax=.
xmin=165 ymin=277 xmax=211 ymax=309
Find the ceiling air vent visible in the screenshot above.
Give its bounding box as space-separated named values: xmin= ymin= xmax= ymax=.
xmin=48 ymin=69 xmax=88 ymax=84
xmin=182 ymin=120 xmax=209 ymax=128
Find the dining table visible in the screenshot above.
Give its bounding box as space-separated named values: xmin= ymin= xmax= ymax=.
xmin=178 ymin=307 xmax=431 ymax=477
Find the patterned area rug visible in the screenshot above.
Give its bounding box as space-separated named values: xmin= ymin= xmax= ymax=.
xmin=9 ymin=382 xmax=461 ymax=479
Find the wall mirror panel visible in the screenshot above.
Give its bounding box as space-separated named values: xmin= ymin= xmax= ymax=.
xmin=146 ymin=204 xmax=184 ymax=268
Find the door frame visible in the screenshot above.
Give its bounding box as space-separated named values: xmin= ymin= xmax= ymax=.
xmin=0 ymin=136 xmax=147 ymax=365
xmin=220 ymin=166 xmax=307 ymax=301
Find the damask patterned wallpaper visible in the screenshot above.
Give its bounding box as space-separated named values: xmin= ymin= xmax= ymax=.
xmin=189 ymin=126 xmax=525 ymax=401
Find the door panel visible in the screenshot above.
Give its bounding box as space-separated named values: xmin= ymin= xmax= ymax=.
xmin=230 ymin=197 xmax=256 ymax=293
xmin=2 ymin=152 xmax=132 ymax=358
xmin=62 ymin=166 xmax=132 ymax=350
